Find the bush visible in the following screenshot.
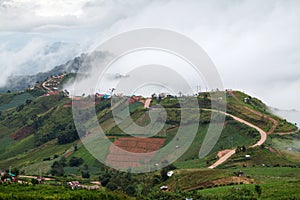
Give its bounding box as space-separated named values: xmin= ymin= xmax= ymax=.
xmin=69 ymin=156 xmax=84 ymax=167
xmin=43 ymin=157 xmax=51 ymax=161
xmin=50 ymin=161 xmax=65 ymax=176
xmin=31 ymin=178 xmax=39 ymax=185
xmin=81 ymin=170 xmax=90 ymax=178
xmin=106 ymin=182 xmax=118 ymax=191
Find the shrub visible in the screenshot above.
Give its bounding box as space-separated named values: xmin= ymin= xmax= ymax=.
xmin=69 ymin=156 xmax=84 ymax=167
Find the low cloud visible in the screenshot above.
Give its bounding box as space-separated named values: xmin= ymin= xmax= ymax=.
xmin=1 ymin=0 xmax=300 ymax=110
xmin=0 ymin=39 xmax=83 ymax=86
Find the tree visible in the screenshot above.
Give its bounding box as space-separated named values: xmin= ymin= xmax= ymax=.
xmin=99 ymin=170 xmax=112 ymax=186
xmin=50 ymin=161 xmax=64 ymax=176
xmin=81 ymin=170 xmax=90 ymax=178
xmin=25 ymin=99 xmax=32 ymax=105
xmin=242 ymin=145 xmax=246 ymax=152
xmin=31 ymin=178 xmax=39 ymax=185
xmin=59 ymin=157 xmax=67 ymax=167
xmin=125 ymin=185 xmax=136 ymax=196
xmin=255 ymin=184 xmax=262 ymax=197
xmin=69 ymin=156 xmax=84 ymax=167
xmin=160 ymin=164 xmax=176 ymax=181
xmin=151 ymin=93 xmax=157 ymax=100
xmin=106 ymin=182 xmax=118 ymax=191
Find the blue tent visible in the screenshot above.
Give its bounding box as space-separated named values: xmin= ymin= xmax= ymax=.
xmin=103 ymin=94 xmax=110 ymax=99
xmin=8 ymin=172 xmax=16 ymax=177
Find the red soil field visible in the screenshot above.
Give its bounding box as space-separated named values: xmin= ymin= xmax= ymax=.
xmin=105 ymin=137 xmax=165 ymax=169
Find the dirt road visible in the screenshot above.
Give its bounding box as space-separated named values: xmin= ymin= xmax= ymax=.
xmin=19 ymin=175 xmax=53 ymax=181
xmin=205 ymin=109 xmax=267 ymax=168
xmin=144 ymin=98 xmax=152 ymax=108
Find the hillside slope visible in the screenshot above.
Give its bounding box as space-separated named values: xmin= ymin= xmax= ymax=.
xmin=0 ymin=88 xmax=298 ymax=174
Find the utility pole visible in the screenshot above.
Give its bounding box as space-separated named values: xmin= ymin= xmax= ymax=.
xmin=178 ymin=91 xmax=183 ymax=97
xmin=196 ymin=85 xmax=201 ymax=94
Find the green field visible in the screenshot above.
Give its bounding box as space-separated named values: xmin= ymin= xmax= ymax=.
xmin=198 ymin=167 xmax=300 ymax=199
xmin=0 ymin=89 xmax=299 ymax=199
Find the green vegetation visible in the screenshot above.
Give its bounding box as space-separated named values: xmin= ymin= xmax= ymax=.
xmin=0 ymin=88 xmax=299 ymax=199
xmin=0 ymin=184 xmax=129 ymax=199
xmin=198 ymin=167 xmax=300 ymax=199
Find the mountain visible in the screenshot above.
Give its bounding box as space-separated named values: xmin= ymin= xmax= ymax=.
xmin=0 ymin=81 xmax=300 ymax=198
xmin=0 ymin=51 xmax=110 ymax=93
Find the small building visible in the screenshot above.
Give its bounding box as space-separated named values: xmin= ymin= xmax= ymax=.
xmin=160 ymin=185 xmax=168 ymax=190
xmin=68 ymin=181 xmax=81 ymax=190
xmin=167 ymin=171 xmax=174 ymax=177
xmin=158 ymin=93 xmax=170 ymax=99
xmin=235 ymin=170 xmax=244 ymax=177
xmin=244 ymin=97 xmax=250 ymax=103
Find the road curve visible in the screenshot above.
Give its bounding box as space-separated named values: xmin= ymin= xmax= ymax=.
xmin=203 ymin=109 xmax=267 ymax=169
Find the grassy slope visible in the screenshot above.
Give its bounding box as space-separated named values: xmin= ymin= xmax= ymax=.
xmin=0 ymin=89 xmax=299 ymax=199
xmin=227 ymin=91 xmax=297 ymax=133
xmin=0 ymin=92 xmax=34 ymax=112
xmin=197 ymin=167 xmax=300 ymax=199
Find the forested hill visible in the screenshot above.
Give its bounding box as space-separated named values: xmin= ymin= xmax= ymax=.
xmin=0 ymin=51 xmax=110 ymax=93
xmin=0 ymin=83 xmax=297 ymax=171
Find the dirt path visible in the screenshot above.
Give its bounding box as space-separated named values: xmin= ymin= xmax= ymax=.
xmin=274 ymin=131 xmax=298 ymax=135
xmin=206 ymin=91 xmax=294 ymax=168
xmin=217 ymin=149 xmax=232 ymax=158
xmin=243 ymin=107 xmax=278 ymax=134
xmin=208 ymin=149 xmax=236 ymax=169
xmin=144 ymin=98 xmax=152 ymax=108
xmin=228 ymin=90 xmax=278 ymax=134
xmin=206 ymin=109 xmax=267 ymax=168
xmin=42 ymin=80 xmax=51 ymax=91
xmin=19 ymin=175 xmax=53 ymax=181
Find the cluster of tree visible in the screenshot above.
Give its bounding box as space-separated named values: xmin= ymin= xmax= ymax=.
xmin=34 ymin=111 xmax=79 ymax=146
xmin=247 ymin=128 xmax=260 ymax=138
xmin=69 ymin=156 xmax=84 ymax=167
xmin=81 ymin=164 xmax=90 ymax=179
xmin=98 ymin=163 xmax=177 ymax=197
xmin=57 ymin=125 xmax=79 ymax=145
xmin=50 ymin=156 xmax=89 ymax=178
xmin=50 ymin=158 xmax=66 ymax=176
xmin=99 ymin=170 xmax=139 ymax=196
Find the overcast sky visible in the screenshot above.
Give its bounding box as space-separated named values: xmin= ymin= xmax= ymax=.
xmin=0 ymin=0 xmax=300 ymax=111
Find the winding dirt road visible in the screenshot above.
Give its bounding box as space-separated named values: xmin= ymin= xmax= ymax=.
xmin=206 ymin=91 xmax=286 ymax=169
xmin=206 ymin=109 xmax=267 ymax=169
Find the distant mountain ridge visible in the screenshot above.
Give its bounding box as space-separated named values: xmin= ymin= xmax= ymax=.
xmin=0 ymin=51 xmax=109 ymax=93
